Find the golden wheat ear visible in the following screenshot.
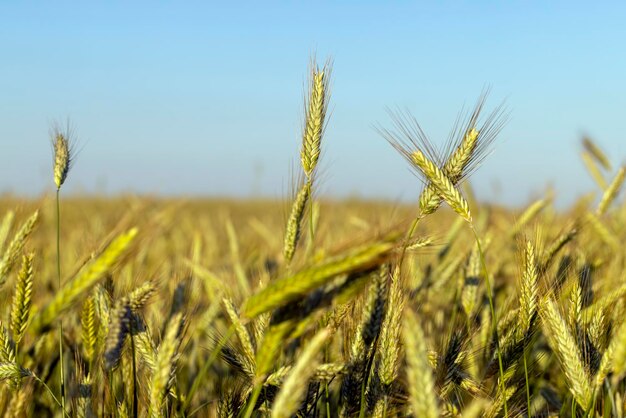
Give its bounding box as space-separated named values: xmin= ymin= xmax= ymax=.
xmin=403 ymin=308 xmax=439 ymax=418
xmin=381 ymin=93 xmax=506 ymax=218
xmin=10 ymin=253 xmax=34 ymax=346
xmin=540 ymin=297 xmax=592 ymax=409
xmin=411 ymin=149 xmax=472 ymax=222
xmin=582 ymin=136 xmax=612 ymax=171
xmin=270 ymin=328 xmax=330 ymax=418
xmin=50 ymin=120 xmax=77 ymax=190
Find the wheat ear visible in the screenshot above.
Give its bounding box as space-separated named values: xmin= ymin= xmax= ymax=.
xmin=597 ymin=166 xmax=625 ymax=216
xmin=403 ymin=308 xmax=439 ymax=418
xmin=270 ymin=328 xmax=330 ymax=418
xmin=32 ymin=228 xmax=138 ymax=331
xmin=10 ymin=253 xmax=34 ymax=346
xmin=411 ymin=150 xmax=471 ymax=222
xmin=518 ymin=240 xmax=538 ymax=336
xmin=540 ymin=298 xmax=592 ymax=409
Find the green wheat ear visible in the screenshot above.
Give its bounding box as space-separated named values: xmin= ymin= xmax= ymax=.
xmin=10 ymin=253 xmax=34 ymax=345
xmin=0 ymin=210 xmax=39 ymax=288
xmin=243 ymin=237 xmax=397 ymax=319
xmin=32 ymin=228 xmax=138 ymax=332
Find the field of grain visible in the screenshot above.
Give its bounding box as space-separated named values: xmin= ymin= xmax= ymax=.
xmin=1 ymin=62 xmax=625 ymax=418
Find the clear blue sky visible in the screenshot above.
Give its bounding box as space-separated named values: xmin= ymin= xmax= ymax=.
xmin=1 ymin=1 xmax=625 ymax=207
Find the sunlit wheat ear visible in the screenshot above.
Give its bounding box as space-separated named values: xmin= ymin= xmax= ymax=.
xmin=0 ymin=210 xmax=39 ymax=288
xmin=581 ymin=151 xmax=608 ymax=190
xmin=598 ymin=316 xmax=626 ymax=385
xmin=518 ymin=240 xmax=538 ymax=336
xmin=381 ymin=93 xmax=506 ymax=216
xmin=0 ymin=322 xmax=15 ymax=363
xmin=148 ymin=312 xmax=184 ymax=418
xmin=377 ymin=266 xmax=404 ymax=386
xmin=51 ymin=122 xmax=76 ymax=190
xmin=0 ymin=363 xmax=28 ymax=381
xmin=461 ymin=242 xmax=481 ymax=318
xmin=10 ymin=253 xmax=34 ymax=345
xmin=403 ymin=308 xmax=439 ymax=418
xmin=81 ymin=296 xmax=97 ymax=365
xmin=270 ymin=328 xmax=330 ymax=418
xmin=540 ymin=298 xmax=592 ymax=409
xmin=582 ymin=136 xmax=611 ymax=171
xmin=0 ymin=211 xmax=15 ymax=252
xmin=596 ymin=166 xmax=625 ymax=216
xmin=104 ymin=303 xmax=131 ymax=370
xmin=300 ymin=61 xmax=332 ymax=179
xmin=32 ymin=227 xmax=138 ymax=332
xmin=283 ymin=181 xmax=311 ymax=264
xmin=243 ymin=237 xmax=397 ymax=319
xmin=411 ymin=150 xmax=471 ymax=222
xmin=223 ymin=297 xmax=256 ymax=373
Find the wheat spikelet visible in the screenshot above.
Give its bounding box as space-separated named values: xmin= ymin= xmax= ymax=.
xmin=75 ymin=372 xmax=92 ymax=418
xmin=582 ymin=136 xmax=611 ymax=171
xmin=10 ymin=253 xmax=33 ymax=345
xmin=403 ymin=308 xmax=439 ymax=418
xmin=254 ymin=320 xmax=294 ymax=383
xmin=300 ymin=63 xmax=331 ymax=178
xmin=597 ymin=166 xmax=625 ymax=216
xmin=0 ymin=322 xmax=15 ymax=364
xmin=148 ymin=312 xmax=184 ymax=418
xmin=104 ymin=303 xmax=131 ymax=370
xmin=266 ymin=362 xmax=345 ymax=386
xmin=80 ymin=296 xmax=97 ymax=364
xmin=603 ymin=316 xmax=626 ymax=382
xmin=283 ymin=181 xmax=311 ymax=264
xmin=519 ymin=240 xmax=538 ymax=335
xmin=270 ymin=328 xmax=330 ymax=418
xmin=223 ymin=297 xmax=256 ymax=374
xmin=127 ymin=280 xmax=157 ymax=311
xmin=411 ymin=150 xmax=471 ymax=222
xmin=568 ymin=282 xmax=583 ymax=329
xmin=0 ymin=363 xmax=27 ymax=381
xmin=418 ymin=128 xmax=479 ymax=216
xmin=585 ymin=211 xmax=620 ymax=251
xmin=381 ymin=94 xmax=506 ymax=218
xmin=581 ymin=151 xmax=608 ymax=190
xmin=540 ymin=298 xmax=592 ymax=409
xmin=0 ymin=210 xmax=14 ymax=253
xmin=51 ymin=122 xmax=75 ymax=190
xmin=462 ymin=243 xmax=481 ymax=318
xmin=32 ymin=228 xmax=137 ymax=331
xmin=377 ymin=266 xmax=404 ymax=387
xmin=132 ymin=318 xmax=157 ymax=372
xmin=242 ymin=237 xmax=396 ymax=318
xmin=0 ymin=210 xmax=39 ymax=288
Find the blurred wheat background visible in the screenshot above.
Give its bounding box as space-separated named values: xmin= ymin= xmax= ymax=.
xmin=2 ymin=2 xmax=626 ymax=418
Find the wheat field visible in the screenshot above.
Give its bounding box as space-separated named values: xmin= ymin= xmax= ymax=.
xmin=0 ymin=61 xmax=625 ymax=417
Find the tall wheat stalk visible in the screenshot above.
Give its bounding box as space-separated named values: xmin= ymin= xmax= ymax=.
xmin=52 ymin=124 xmax=74 ymax=415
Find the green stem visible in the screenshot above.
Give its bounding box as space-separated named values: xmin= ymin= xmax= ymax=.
xmin=31 ymin=373 xmax=69 ymax=418
xmin=523 ymin=345 xmax=531 ymax=416
xmin=56 ymin=189 xmax=66 ymax=416
xmin=241 ymin=383 xmax=263 ymax=418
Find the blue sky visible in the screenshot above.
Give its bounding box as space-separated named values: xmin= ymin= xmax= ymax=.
xmin=1 ymin=1 xmax=625 ymax=207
